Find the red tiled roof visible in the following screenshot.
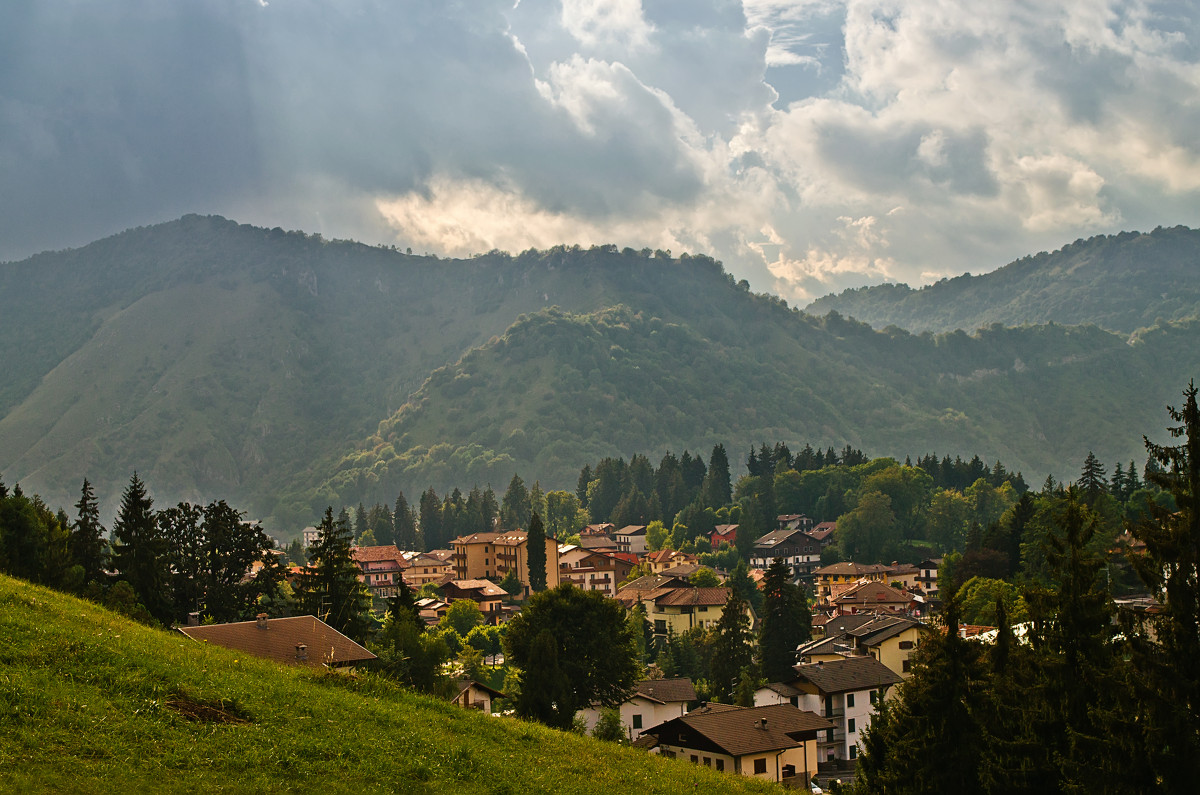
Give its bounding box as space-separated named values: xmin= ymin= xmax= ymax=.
xmin=351 ymin=544 xmax=407 ymax=564
xmin=655 ymin=587 xmax=730 ymax=607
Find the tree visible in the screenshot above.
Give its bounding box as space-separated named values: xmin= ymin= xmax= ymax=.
xmin=701 ymin=444 xmax=732 ymax=508
xmin=645 ymin=519 xmax=669 ymax=551
xmin=836 ymin=490 xmax=895 ymax=561
xmin=689 ymin=567 xmax=720 ymax=588
xmin=418 ymin=488 xmax=442 ymax=551
xmin=498 ymin=568 xmax=522 ymax=597
xmin=70 ymin=478 xmax=107 ymax=585
xmin=201 ymin=500 xmax=282 ymax=622
xmin=759 ymin=558 xmax=810 ymax=682
xmin=441 ymin=598 xmax=485 ymax=636
xmin=710 ymin=589 xmax=754 ymax=702
xmin=110 ymin=473 xmax=172 ymax=625
xmin=371 ymin=611 xmax=451 ymax=696
xmin=592 ymin=707 xmax=628 ymax=743
xmin=1127 ymin=382 xmax=1200 ymax=789
xmin=1078 ymin=451 xmax=1107 ymax=503
xmin=501 ymin=474 xmax=531 ymax=530
xmin=394 ymin=491 xmax=418 ymax=550
xmin=295 ymin=507 xmax=371 ymax=642
xmin=526 ymin=511 xmax=547 ymax=593
xmin=503 ymin=583 xmax=639 ymax=729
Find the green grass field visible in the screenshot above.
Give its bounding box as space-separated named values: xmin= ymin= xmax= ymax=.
xmin=0 ymin=574 xmax=779 ymax=793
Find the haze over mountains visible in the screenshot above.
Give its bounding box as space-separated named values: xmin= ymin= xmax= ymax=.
xmin=2 ymin=215 xmax=1196 ymax=534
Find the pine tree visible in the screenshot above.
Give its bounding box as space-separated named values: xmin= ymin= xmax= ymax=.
xmin=710 ymin=589 xmax=754 ymax=702
xmin=1128 ymin=382 xmax=1200 ymax=789
xmin=418 ymin=487 xmax=442 ymax=551
xmin=394 ymin=491 xmax=417 ymax=549
xmin=296 ymin=507 xmax=371 ymax=643
xmin=501 ymin=474 xmax=532 ymax=530
xmin=759 ymin=558 xmax=810 ymax=682
xmin=70 ymin=478 xmax=107 ymax=585
xmin=700 ymin=444 xmax=732 ymax=508
xmin=110 ymin=473 xmax=172 ymax=624
xmin=1077 ymin=451 xmax=1107 ymax=503
xmin=526 ymin=511 xmax=547 ymax=593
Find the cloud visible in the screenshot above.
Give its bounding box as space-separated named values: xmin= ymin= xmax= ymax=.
xmin=1 ymin=0 xmax=1198 ymax=307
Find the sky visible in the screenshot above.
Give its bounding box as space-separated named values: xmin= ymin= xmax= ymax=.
xmin=2 ymin=0 xmax=1199 ymax=303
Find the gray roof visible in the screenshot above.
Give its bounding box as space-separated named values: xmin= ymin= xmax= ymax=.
xmin=648 ymin=704 xmax=832 ymax=757
xmin=791 ymin=656 xmax=902 ymax=694
xmin=634 ymin=677 xmax=697 ymax=704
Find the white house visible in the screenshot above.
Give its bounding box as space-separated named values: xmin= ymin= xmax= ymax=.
xmin=578 ymin=678 xmax=696 ymax=740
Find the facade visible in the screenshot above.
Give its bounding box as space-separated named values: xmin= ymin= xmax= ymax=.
xmin=615 ymin=577 xmax=749 ymax=638
xmin=436 ymin=579 xmax=508 ymax=623
xmin=450 ymin=529 xmax=560 ymax=597
xmin=644 ymin=703 xmax=831 ymax=787
xmin=558 ymin=547 xmax=637 ymax=598
xmin=750 ymin=528 xmax=825 ymax=579
xmin=915 ymin=558 xmax=941 ymax=596
xmin=710 ymin=524 xmax=739 ymax=550
xmin=813 ymin=562 xmax=891 ymax=603
xmin=578 ymin=678 xmax=697 ymax=740
xmin=403 ymin=552 xmax=455 ymax=588
xmin=777 ymin=514 xmax=815 ymax=532
xmin=781 ymin=656 xmax=903 ymax=763
xmin=350 ymin=544 xmax=408 ymax=598
xmin=450 ymin=679 xmax=505 ymax=712
xmin=645 ymin=549 xmax=699 ymax=574
xmin=614 ymin=525 xmax=649 ymax=555
xmin=801 ymin=614 xmax=926 ymax=678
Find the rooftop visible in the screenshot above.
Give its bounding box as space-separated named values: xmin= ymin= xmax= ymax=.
xmin=791 ymin=656 xmax=903 ymax=694
xmin=178 ymin=615 xmax=375 ymax=669
xmin=649 ymin=703 xmax=832 ymax=757
xmin=633 ymin=677 xmax=697 ymax=704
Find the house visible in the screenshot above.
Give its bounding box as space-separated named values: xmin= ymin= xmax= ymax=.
xmin=450 ymin=529 xmax=560 ymax=597
xmin=800 ymin=614 xmax=926 ymax=677
xmin=641 ymin=702 xmax=832 ymax=787
xmin=750 ymin=528 xmax=824 ymax=579
xmin=832 ymin=580 xmax=918 ymax=616
xmin=578 ymin=533 xmax=619 ymax=552
xmin=350 ymin=544 xmax=409 ymax=598
xmin=710 ymin=524 xmax=739 ymax=550
xmin=808 ymin=522 xmax=836 ymax=544
xmin=777 ymin=514 xmax=815 ymax=532
xmin=300 ymin=526 xmax=321 ymax=548
xmin=615 ymin=577 xmax=747 ymax=638
xmin=614 ymin=525 xmax=649 ymax=555
xmin=403 ymin=552 xmax=455 ymax=588
xmin=450 ymin=679 xmax=506 ymax=713
xmin=414 ymin=597 xmax=451 ymax=624
xmin=578 ymin=678 xmax=697 ymax=740
xmin=884 ymin=562 xmax=921 ymax=591
xmin=645 ymin=549 xmax=699 ymax=574
xmin=772 ymin=656 xmax=903 ymax=763
xmin=436 ymin=579 xmax=508 ymax=623
xmin=178 ymin=613 xmax=376 ymax=670
xmin=915 ymin=558 xmax=941 ymax=597
xmin=558 ymin=547 xmax=637 ymax=598
xmin=813 ymin=562 xmax=891 ymax=603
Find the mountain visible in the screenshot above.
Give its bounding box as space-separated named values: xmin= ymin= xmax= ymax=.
xmin=804 ymin=226 xmax=1200 ymax=333
xmin=0 ymin=574 xmax=770 ymax=793
xmin=3 ymin=215 xmax=1197 ymax=533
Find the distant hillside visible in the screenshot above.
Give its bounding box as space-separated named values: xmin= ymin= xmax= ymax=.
xmin=321 ymin=304 xmax=1200 ymax=510
xmin=0 ymin=574 xmax=771 ymax=793
xmin=805 ymin=226 xmax=1200 ymax=333
xmin=3 ymin=216 xmax=1198 ymax=533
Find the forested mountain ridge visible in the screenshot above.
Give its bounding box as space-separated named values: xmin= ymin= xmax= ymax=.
xmin=804 ymin=225 xmax=1200 ymax=333
xmin=3 ymin=214 xmax=1198 ymax=532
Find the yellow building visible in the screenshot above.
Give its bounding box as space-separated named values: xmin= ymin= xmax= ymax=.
xmin=403 ymin=552 xmax=455 ymax=588
xmin=615 ymin=576 xmax=754 ymax=638
xmin=813 ymin=562 xmax=891 ymax=603
xmin=450 ymin=529 xmax=560 ymax=597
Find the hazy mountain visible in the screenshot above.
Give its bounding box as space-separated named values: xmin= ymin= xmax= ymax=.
xmin=3 ymin=215 xmax=1196 ymax=533
xmin=804 ymin=226 xmax=1200 ymax=334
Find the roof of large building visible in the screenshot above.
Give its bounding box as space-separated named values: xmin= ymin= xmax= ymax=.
xmin=649 ymin=703 xmax=832 ymax=757
xmin=178 ymin=615 xmax=375 ymax=669
xmin=790 ymin=655 xmax=903 ymax=694
xmin=615 ymin=525 xmax=647 ymax=536
xmin=633 ymin=678 xmax=697 ymax=704
xmin=440 ymin=579 xmax=507 ymax=598
xmin=350 ymin=544 xmax=407 ymax=564
xmin=834 ymin=580 xmax=914 ymax=606
xmin=752 ymin=527 xmax=813 ymax=549
xmin=655 ymin=587 xmax=730 ymax=607
xmin=815 ymin=562 xmax=891 ymax=577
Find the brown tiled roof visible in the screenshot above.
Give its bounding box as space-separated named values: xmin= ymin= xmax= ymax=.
xmin=426 ymin=549 xmax=455 ymax=561
xmin=791 ymin=656 xmax=902 ymax=694
xmin=815 ymin=562 xmax=890 ymax=577
xmin=634 ymin=678 xmax=697 ymax=704
xmin=351 ymin=544 xmax=407 ymax=564
xmin=177 ymin=615 xmax=375 ymax=669
xmin=762 ymin=681 xmax=804 ymax=699
xmin=442 ymin=579 xmax=507 ymax=597
xmin=650 ymin=704 xmax=832 ymax=757
xmin=659 ymin=564 xmax=705 ymax=579
xmin=809 ymin=523 xmax=836 ymax=540
xmin=835 ymin=581 xmax=913 ymax=605
xmin=655 ymin=587 xmax=730 ymax=607
xmin=846 ymin=615 xmax=924 ymax=645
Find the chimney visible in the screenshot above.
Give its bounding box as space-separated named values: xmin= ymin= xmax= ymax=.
xmin=755 ymin=718 xmax=768 ymax=730
xmin=256 ymin=613 xmax=269 ymax=629
xmin=187 ymin=612 xmax=200 ymax=627
xmin=295 ymin=643 xmax=308 ymax=662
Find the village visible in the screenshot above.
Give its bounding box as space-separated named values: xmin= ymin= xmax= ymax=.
xmin=182 ymin=514 xmax=951 ymax=792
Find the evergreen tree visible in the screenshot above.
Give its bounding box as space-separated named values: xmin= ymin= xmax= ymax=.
xmin=1128 ymin=382 xmax=1200 ymax=789
xmin=710 ymin=589 xmax=754 ymax=702
xmin=201 ymin=500 xmax=282 ymax=623
xmin=576 ymin=464 xmax=593 ymax=508
xmin=526 ymin=511 xmax=547 ymax=593
xmin=727 ymin=559 xmax=763 ymax=614
xmin=160 ymin=502 xmax=205 ymax=620
xmin=759 ymin=558 xmax=810 ymax=682
xmin=481 ymin=485 xmax=500 ymax=531
xmin=394 ymin=491 xmax=417 ymax=549
xmin=0 ymin=486 xmax=50 ymax=584
xmin=354 ymin=503 xmax=368 ymax=540
xmin=418 ymin=487 xmax=442 ymax=551
xmin=1078 ymin=451 xmax=1107 ymax=503
xmin=501 ymin=474 xmax=532 ymax=530
xmin=70 ymin=478 xmax=107 ymax=585
xmin=701 ymin=444 xmax=732 ymax=509
xmin=110 ymin=473 xmax=172 ymax=624
xmin=296 ymin=507 xmax=371 ymax=643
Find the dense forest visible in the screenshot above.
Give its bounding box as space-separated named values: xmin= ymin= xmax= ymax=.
xmin=4 ymin=216 xmax=1200 ymax=534
xmin=806 ymin=225 xmax=1200 ymax=333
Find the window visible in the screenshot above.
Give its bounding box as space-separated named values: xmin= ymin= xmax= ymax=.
xmin=899 ymin=640 xmax=914 ymax=650
xmin=848 ymin=718 xmax=856 ymax=733
xmin=654 ymin=619 xmax=667 ymax=634
xmin=849 ymin=746 xmax=857 ymax=760
xmin=846 ymin=693 xmax=855 ymax=708
xmin=869 ymin=691 xmax=877 ymax=705
xmin=903 ymin=659 xmax=912 ymax=673
xmin=691 ymin=755 xmax=699 ymax=764
xmin=703 ymin=758 xmax=711 ymax=767
xmin=632 ymin=714 xmax=642 ymax=729
xmin=753 ymin=758 xmax=767 ymax=774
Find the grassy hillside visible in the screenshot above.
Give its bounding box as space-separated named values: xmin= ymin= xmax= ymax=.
xmin=322 ymin=304 xmax=1200 ymax=509
xmin=805 ymin=225 xmax=1200 ymax=333
xmin=0 ymin=573 xmax=776 ymax=794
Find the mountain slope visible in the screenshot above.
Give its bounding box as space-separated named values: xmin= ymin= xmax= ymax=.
xmin=322 ymin=303 xmax=1200 ymax=509
xmin=804 ymin=226 xmax=1200 ymax=333
xmin=0 ymin=216 xmax=740 ymax=524
xmin=0 ymin=574 xmax=772 ymax=793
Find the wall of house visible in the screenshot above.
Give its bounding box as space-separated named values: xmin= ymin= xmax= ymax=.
xmin=873 ymin=628 xmax=921 ymax=678
xmin=659 ymin=744 xmax=737 ymax=774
